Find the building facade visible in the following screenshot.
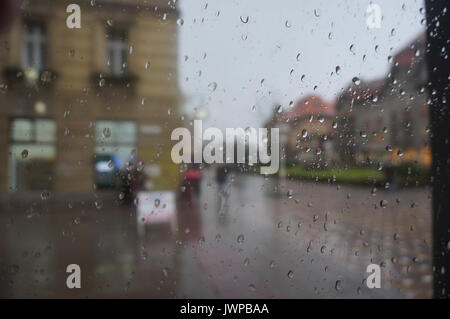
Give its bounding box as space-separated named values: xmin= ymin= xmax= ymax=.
xmin=0 ymin=0 xmax=181 ymax=194
xmin=266 ymin=95 xmax=337 ymax=168
xmin=335 ymin=34 xmax=430 ymax=166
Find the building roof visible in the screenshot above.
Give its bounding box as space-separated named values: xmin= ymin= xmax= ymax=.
xmin=337 ymin=33 xmax=426 ymax=106
xmin=279 ymin=95 xmax=336 ymax=121
xmin=339 ymin=78 xmax=385 ymax=102
xmin=393 ymin=33 xmax=426 ymax=70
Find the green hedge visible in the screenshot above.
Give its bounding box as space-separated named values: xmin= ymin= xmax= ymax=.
xmin=393 ymin=163 xmax=430 ymax=186
xmin=285 ymin=164 xmax=430 ymax=186
xmin=286 ymin=167 xmax=385 ymax=185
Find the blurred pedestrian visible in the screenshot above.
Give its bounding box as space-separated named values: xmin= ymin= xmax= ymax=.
xmin=216 ymin=165 xmax=228 ymax=191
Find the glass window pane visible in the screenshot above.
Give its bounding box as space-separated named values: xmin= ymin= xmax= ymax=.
xmin=116 ymin=121 xmax=136 ymax=144
xmin=35 ymin=119 xmax=56 ymax=143
xmin=2 ymin=0 xmax=447 ymax=301
xmin=11 ymin=119 xmax=33 ymax=142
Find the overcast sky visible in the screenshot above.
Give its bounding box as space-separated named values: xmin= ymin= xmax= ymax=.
xmin=177 ymin=0 xmax=425 ymax=131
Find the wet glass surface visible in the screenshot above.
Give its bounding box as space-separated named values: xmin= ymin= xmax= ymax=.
xmin=0 ymin=0 xmax=443 ymax=298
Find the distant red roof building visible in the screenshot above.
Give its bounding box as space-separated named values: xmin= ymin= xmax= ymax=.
xmin=335 ymin=33 xmax=429 ymax=164
xmin=279 ymin=95 xmax=336 ymax=121
xmin=394 ymin=33 xmax=426 ymax=70
xmin=265 ymin=94 xmax=338 ymax=166
xmin=338 ymin=78 xmax=385 ymax=106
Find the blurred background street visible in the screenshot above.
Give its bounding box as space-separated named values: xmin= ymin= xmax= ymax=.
xmin=0 ymin=168 xmax=431 ymax=298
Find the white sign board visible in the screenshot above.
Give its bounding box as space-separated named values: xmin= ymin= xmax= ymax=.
xmin=136 ymin=191 xmax=177 ymax=226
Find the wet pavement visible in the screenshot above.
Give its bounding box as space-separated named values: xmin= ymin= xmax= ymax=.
xmin=0 ymin=169 xmax=432 ymax=298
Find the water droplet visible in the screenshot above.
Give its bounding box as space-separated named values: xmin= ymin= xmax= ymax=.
xmin=155 ymin=199 xmax=160 ymax=207
xmin=208 ymin=82 xmax=217 ymax=91
xmin=380 ymin=199 xmax=388 ymax=208
xmin=107 ymin=160 xmax=114 ymax=169
xmin=40 ymin=190 xmax=50 ymax=200
xmin=102 ymin=127 xmax=111 ymax=138
xmin=94 ymin=200 xmax=103 ymax=209
xmin=335 ymin=280 xmax=342 ymax=291
xmin=99 ymin=78 xmax=105 ymax=87
xmin=302 ymin=129 xmax=308 ymax=138
xmin=335 ymin=66 xmax=341 ymax=75
xmin=352 ymin=77 xmax=361 ymax=85
xmin=287 ymin=270 xmax=294 ymax=279
xmin=349 ymin=44 xmax=355 ymax=54
xmin=237 ymin=234 xmax=245 ymax=244
xmin=240 ymin=16 xmax=249 ymax=24
xmin=141 ymin=250 xmax=148 ymax=260
xmin=21 ymin=149 xmax=29 ymax=159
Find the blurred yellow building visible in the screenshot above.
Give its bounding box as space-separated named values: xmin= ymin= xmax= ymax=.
xmin=0 ymin=0 xmax=181 ymax=193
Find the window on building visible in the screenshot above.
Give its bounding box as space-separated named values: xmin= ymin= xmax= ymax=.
xmin=22 ymin=21 xmax=46 ymax=71
xmin=9 ymin=118 xmax=56 ymax=191
xmin=94 ymin=120 xmax=137 ymax=188
xmin=106 ymin=30 xmax=128 ymax=76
